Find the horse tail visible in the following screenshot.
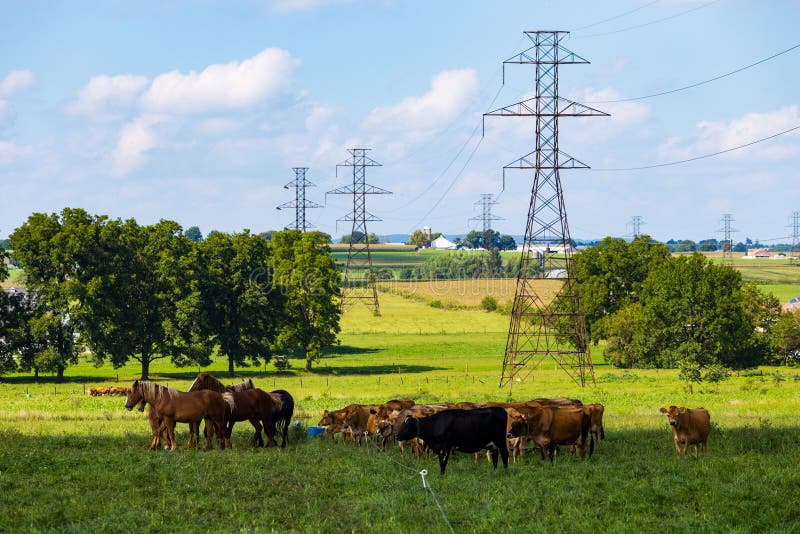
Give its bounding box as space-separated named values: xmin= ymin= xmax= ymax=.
xmin=222 ymin=392 xmax=236 ymax=414
xmin=273 ymin=390 xmax=294 ymax=427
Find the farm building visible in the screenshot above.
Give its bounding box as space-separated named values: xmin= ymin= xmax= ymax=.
xmin=746 ymin=248 xmax=771 ymax=258
xmin=515 ymin=244 xmax=575 ymax=254
xmin=429 ymin=236 xmax=457 ymax=250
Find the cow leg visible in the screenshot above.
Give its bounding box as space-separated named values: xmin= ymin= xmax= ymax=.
xmin=438 ymin=450 xmax=450 ymax=475
xmin=693 ymin=444 xmax=699 ymax=459
xmin=249 ymin=418 xmax=264 ymax=447
xmin=674 ymin=438 xmax=681 ymax=459
xmin=490 ymin=448 xmax=499 ymax=469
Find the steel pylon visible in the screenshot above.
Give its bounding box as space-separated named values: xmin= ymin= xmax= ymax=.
xmin=468 ymin=194 xmax=504 ymax=249
xmin=484 ymin=31 xmax=608 ymax=391
xmin=327 ymin=149 xmax=391 ymax=314
xmin=277 ymin=167 xmax=322 ymax=232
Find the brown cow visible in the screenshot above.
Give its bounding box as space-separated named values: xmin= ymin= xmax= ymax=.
xmin=509 ymin=405 xmax=593 ymax=461
xmin=659 ymin=406 xmax=710 ymax=459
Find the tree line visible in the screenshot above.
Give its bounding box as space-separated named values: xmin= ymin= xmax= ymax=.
xmin=571 ymin=235 xmax=800 ymax=372
xmin=0 ymin=208 xmax=341 ymax=382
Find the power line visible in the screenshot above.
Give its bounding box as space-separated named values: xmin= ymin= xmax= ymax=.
xmin=574 ymin=0 xmax=722 ymax=38
xmin=592 ymin=124 xmax=800 ymax=171
xmin=585 ymin=42 xmax=800 ymax=104
xmin=570 ymin=0 xmax=660 ymax=32
xmin=407 ymin=135 xmax=484 ymax=233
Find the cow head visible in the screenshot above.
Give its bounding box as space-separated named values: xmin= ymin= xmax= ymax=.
xmin=659 ymin=406 xmax=686 ymax=427
xmin=509 ymin=419 xmax=528 ymax=438
xmin=395 ymin=415 xmax=418 ymax=442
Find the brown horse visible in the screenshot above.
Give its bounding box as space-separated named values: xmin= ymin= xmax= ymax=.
xmin=125 ymin=380 xmax=227 ymax=451
xmin=189 ymin=372 xmax=291 ymax=447
xmin=222 ymin=388 xmax=278 ymax=448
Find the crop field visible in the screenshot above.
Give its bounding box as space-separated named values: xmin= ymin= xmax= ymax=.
xmin=2 ymin=291 xmax=800 ymax=532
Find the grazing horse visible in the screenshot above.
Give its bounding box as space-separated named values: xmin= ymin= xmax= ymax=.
xmin=222 ymin=389 xmax=278 ymax=448
xmin=125 ymin=380 xmax=227 ymax=451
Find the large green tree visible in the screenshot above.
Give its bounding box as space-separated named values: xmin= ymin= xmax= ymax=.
xmin=271 ymin=230 xmax=341 ymax=371
xmin=197 ymin=230 xmax=284 ymax=377
xmin=74 ymin=218 xmax=209 ymax=379
xmin=573 ymin=235 xmax=670 ymax=342
xmin=8 ymin=209 xmax=98 ymax=381
xmin=634 ymin=254 xmax=765 ymax=369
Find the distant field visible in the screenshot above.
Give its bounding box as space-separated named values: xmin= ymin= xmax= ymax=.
xmin=758 ymin=284 xmax=800 ymax=303
xmin=381 ymin=278 xmax=562 ymax=309
xmin=0 ymin=268 xmax=24 ymax=289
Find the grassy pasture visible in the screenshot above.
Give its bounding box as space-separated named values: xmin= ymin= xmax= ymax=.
xmin=2 ymin=290 xmax=800 ymax=531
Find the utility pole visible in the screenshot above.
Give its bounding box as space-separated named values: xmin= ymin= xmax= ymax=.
xmin=717 ymin=213 xmax=737 ymax=266
xmin=276 ymin=167 xmax=322 ymax=232
xmin=629 ymin=215 xmax=644 ymax=238
xmin=326 ymin=149 xmax=391 ymax=315
xmin=468 ymin=194 xmax=503 ymax=249
xmin=790 ymin=211 xmax=800 ymax=260
xmin=484 ymin=30 xmax=607 ymax=392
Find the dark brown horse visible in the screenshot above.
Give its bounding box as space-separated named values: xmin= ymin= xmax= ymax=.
xmin=125 ymin=380 xmax=227 ymax=451
xmin=268 ymin=390 xmax=294 ymax=448
xmin=222 ymin=388 xmax=278 ymax=448
xmin=188 ymin=372 xmax=253 ymax=394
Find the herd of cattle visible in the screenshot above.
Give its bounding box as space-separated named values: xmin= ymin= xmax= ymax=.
xmin=317 ymin=398 xmax=711 ymax=474
xmin=88 ymin=385 xmax=131 ymax=396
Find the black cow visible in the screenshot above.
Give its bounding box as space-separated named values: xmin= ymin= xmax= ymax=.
xmin=396 ymin=407 xmax=509 ymax=475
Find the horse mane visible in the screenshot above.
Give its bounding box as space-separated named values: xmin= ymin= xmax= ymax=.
xmin=227 ymin=378 xmax=254 ymax=392
xmin=137 ymin=381 xmax=178 ymax=402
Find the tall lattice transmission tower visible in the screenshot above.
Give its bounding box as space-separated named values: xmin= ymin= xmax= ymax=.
xmin=629 ymin=215 xmax=644 ymax=238
xmin=484 ymin=30 xmax=607 ymax=392
xmin=276 ymin=167 xmax=322 ymax=232
xmin=469 ymin=194 xmax=504 ymax=249
xmin=327 ymin=149 xmax=391 ymax=315
xmin=718 ymin=213 xmax=737 ymax=266
xmin=790 ymin=211 xmax=800 ymax=261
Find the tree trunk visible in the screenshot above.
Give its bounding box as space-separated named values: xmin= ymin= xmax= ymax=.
xmin=228 ymin=357 xmax=235 ymax=378
xmin=56 ymin=366 xmax=65 ymax=383
xmin=34 ymin=368 xmax=39 ymax=381
xmin=304 ymin=346 xmax=312 ymax=372
xmin=141 ymin=352 xmax=150 ymax=380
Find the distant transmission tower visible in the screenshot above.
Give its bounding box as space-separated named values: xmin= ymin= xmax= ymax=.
xmin=469 ymin=194 xmax=504 ymax=249
xmin=790 ymin=211 xmax=800 ymax=260
xmin=276 ymin=167 xmax=322 ymax=232
xmin=327 ymin=149 xmax=391 ymax=314
xmin=717 ymin=213 xmax=737 ymax=266
xmin=629 ymin=215 xmax=644 ymax=237
xmin=484 ymin=31 xmax=607 ymax=391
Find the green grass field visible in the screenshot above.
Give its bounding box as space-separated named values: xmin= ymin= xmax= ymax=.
xmin=2 ymin=291 xmax=800 ymax=532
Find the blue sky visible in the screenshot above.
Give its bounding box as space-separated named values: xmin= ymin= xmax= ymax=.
xmin=1 ymin=0 xmax=798 ymax=243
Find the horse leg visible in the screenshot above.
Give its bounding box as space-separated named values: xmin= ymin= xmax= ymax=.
xmin=249 ymin=419 xmax=264 ymax=447
xmin=164 ymin=418 xmax=177 ymax=451
xmin=264 ymin=415 xmax=277 ymax=448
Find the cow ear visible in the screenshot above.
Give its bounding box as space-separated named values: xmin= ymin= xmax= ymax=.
xmin=659 ymin=407 xmax=667 ymax=414
xmin=370 ymin=409 xmax=377 ymax=415
xmin=679 ymin=407 xmax=687 ymax=414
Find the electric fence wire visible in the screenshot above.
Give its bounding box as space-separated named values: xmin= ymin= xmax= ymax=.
xmin=371 ymin=443 xmax=457 ymax=534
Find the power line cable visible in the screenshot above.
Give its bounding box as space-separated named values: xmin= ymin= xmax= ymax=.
xmin=570 ymin=0 xmax=660 ymax=32
xmin=574 ymin=0 xmax=722 ymax=38
xmin=592 ymin=123 xmax=800 ymax=171
xmin=585 ymin=42 xmax=800 ymax=103
xmin=407 ymin=135 xmax=485 ymax=233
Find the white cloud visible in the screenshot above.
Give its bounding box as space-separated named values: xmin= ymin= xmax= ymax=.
xmin=0 ymin=141 xmax=33 ymax=165
xmin=658 ymin=105 xmax=800 ymax=161
xmin=68 ymin=74 xmax=148 ymax=118
xmin=111 ymin=115 xmax=166 ymax=176
xmin=363 ymin=69 xmax=479 ymax=133
xmin=141 ymin=48 xmax=298 ymax=114
xmin=0 ymin=70 xmax=35 ymax=97
xmin=305 ymin=104 xmax=337 ymax=131
xmin=576 ymin=87 xmax=650 ymax=127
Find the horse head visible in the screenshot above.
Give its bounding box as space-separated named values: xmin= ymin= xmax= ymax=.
xmin=124 ymin=380 xmax=143 ymax=410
